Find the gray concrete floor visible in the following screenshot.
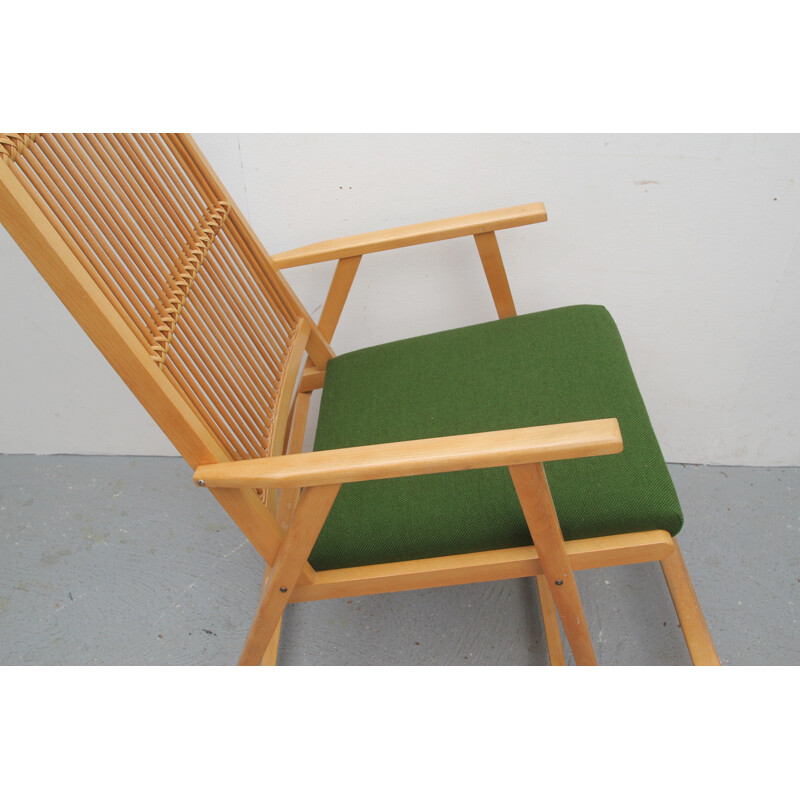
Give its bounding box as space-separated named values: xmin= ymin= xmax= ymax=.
xmin=0 ymin=455 xmax=798 ymax=665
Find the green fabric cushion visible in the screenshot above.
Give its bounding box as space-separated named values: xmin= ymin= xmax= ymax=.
xmin=309 ymin=305 xmax=682 ymax=572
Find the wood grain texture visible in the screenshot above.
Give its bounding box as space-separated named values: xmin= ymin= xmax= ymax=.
xmin=266 ymin=319 xmax=311 ymax=459
xmin=289 ymin=530 xmax=675 ymax=602
xmin=194 ymin=418 xmax=623 ymax=489
xmin=238 ymin=483 xmax=340 ymax=666
xmin=317 ymin=256 xmax=361 ymax=342
xmin=276 ymin=390 xmax=314 ymax=530
xmin=536 ymin=574 xmax=566 ymax=665
xmin=474 ymin=231 xmax=517 ymax=319
xmin=660 ymin=540 xmax=721 ymax=665
xmin=257 ymin=566 xmax=282 ymax=666
xmin=509 ymin=462 xmax=596 ymax=666
xmin=252 ymin=389 xmax=315 ymax=666
xmin=298 ymin=365 xmax=326 ymax=393
xmin=272 ymin=202 xmax=548 ymax=268
xmin=259 ymin=614 xmax=282 ymax=666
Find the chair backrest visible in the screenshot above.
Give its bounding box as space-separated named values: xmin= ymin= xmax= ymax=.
xmin=0 ymin=133 xmax=329 ymax=569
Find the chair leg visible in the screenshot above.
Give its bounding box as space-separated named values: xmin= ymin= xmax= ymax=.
xmin=660 ymin=540 xmax=720 ymax=666
xmin=238 ymin=483 xmax=340 ymax=666
xmin=246 ymin=565 xmax=283 ymax=666
xmin=259 ymin=615 xmax=283 ymax=666
xmin=510 ymin=463 xmax=597 ymax=665
xmin=536 ymin=574 xmax=566 ymax=665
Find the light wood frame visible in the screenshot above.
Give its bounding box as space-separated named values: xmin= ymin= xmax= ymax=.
xmin=0 ymin=133 xmax=719 ymax=666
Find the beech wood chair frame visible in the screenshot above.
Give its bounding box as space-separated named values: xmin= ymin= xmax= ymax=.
xmin=0 ymin=133 xmax=720 ymax=666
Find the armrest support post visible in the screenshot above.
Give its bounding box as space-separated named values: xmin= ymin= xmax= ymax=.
xmin=509 ymin=462 xmax=597 ymax=665
xmin=474 ymin=231 xmax=517 ymax=319
xmin=317 ymin=255 xmax=361 ymax=342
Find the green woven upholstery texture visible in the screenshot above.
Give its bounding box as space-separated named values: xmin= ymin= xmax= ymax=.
xmin=309 ymin=305 xmax=682 ymax=572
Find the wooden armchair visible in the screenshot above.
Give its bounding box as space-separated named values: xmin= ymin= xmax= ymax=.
xmin=0 ymin=133 xmax=719 ymax=666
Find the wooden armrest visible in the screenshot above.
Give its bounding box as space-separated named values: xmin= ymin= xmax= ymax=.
xmin=271 ymin=202 xmax=547 ymax=268
xmin=194 ymin=418 xmax=622 ymax=489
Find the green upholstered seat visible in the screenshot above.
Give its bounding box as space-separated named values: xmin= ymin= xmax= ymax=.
xmin=309 ymin=305 xmax=682 ymax=572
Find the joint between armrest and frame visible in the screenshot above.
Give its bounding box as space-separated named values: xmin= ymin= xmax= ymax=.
xmin=193 ymin=418 xmax=622 ymax=490
xmin=271 ymin=202 xmax=547 ymax=268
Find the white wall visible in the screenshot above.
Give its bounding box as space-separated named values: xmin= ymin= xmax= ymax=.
xmin=1 ymin=134 xmax=798 ymax=466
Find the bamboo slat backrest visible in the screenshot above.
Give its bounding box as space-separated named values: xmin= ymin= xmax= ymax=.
xmin=0 ymin=133 xmax=321 ymax=464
